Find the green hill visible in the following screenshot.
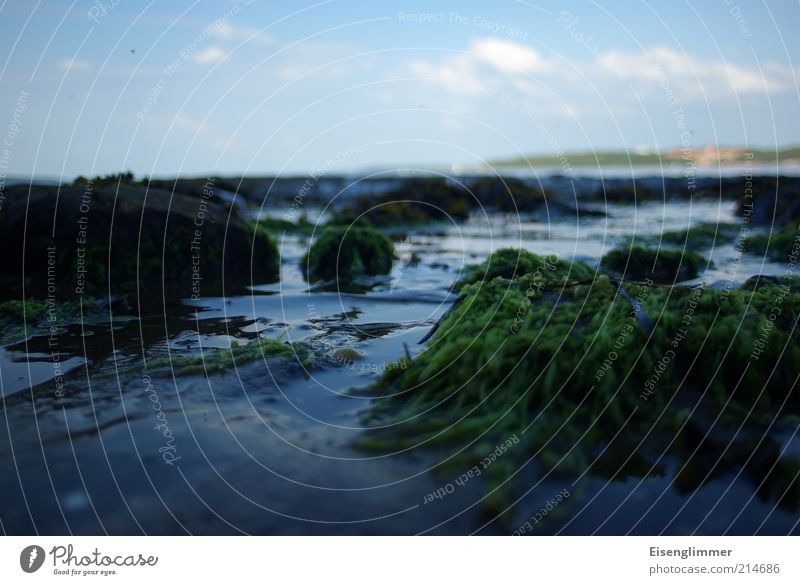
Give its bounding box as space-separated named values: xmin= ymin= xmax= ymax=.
xmin=492 ymin=146 xmax=800 ymax=168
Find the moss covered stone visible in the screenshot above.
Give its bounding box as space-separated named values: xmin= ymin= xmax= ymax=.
xmin=601 ymin=244 xmax=707 ymax=283
xmin=458 ymin=248 xmax=595 ymax=288
xmin=257 ymin=216 xmax=314 ymax=236
xmin=746 ymin=227 xmax=800 ymax=261
xmin=660 ymin=222 xmax=740 ymax=250
xmin=302 ymin=225 xmax=394 ymax=282
xmin=358 ymin=249 xmax=800 ymax=515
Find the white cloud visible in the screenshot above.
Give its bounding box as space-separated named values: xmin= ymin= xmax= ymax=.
xmin=57 ymin=58 xmax=91 ymax=73
xmin=511 ymin=78 xmax=546 ymax=98
xmin=409 ymin=56 xmax=485 ymax=94
xmin=721 ymin=62 xmax=788 ymax=93
xmin=211 ymin=22 xmax=273 ymax=46
xmin=405 ymin=38 xmax=795 ymax=121
xmin=407 ymin=37 xmax=552 ymax=95
xmin=599 ymin=46 xmax=792 ymax=96
xmin=277 ymin=65 xmax=305 ymax=81
xmin=171 ymin=112 xmax=206 ymax=134
xmin=471 ymin=38 xmax=551 ymax=74
xmin=192 ymin=46 xmax=228 ymax=65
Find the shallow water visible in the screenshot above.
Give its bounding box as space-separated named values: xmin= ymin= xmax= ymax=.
xmin=0 ymin=199 xmax=796 ymax=534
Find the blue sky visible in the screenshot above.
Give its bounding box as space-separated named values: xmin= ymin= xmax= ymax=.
xmin=1 ymin=0 xmax=798 ymax=177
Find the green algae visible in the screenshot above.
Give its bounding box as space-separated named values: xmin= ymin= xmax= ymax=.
xmin=0 ymin=299 xmax=50 ymax=326
xmin=302 ymin=225 xmax=394 ymax=282
xmin=601 ymin=244 xmax=707 ymax=283
xmin=746 ymin=227 xmax=800 ymax=261
xmin=0 ymin=300 xmax=50 ymax=344
xmin=246 ymin=222 xmax=282 ymax=281
xmin=256 ymin=216 xmax=314 ymax=236
xmin=0 ymin=297 xmax=94 ymax=345
xmin=358 ymin=249 xmax=800 ymax=516
xmin=147 ymin=337 xmax=314 ymax=376
xmin=659 ymin=222 xmax=740 ymax=250
xmin=458 ymin=248 xmax=595 ymax=288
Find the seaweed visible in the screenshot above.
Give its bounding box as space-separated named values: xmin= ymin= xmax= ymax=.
xmin=256 ymin=216 xmax=314 ymax=236
xmin=0 ymin=300 xmax=50 ymax=345
xmin=147 ymin=337 xmax=314 ymax=376
xmin=746 ymin=227 xmax=800 ymax=261
xmin=659 ymin=222 xmax=740 ymax=250
xmin=246 ymin=222 xmax=282 ymax=283
xmin=358 ymin=249 xmax=800 ymax=518
xmin=601 ymin=244 xmax=707 ymax=283
xmin=302 ymin=225 xmax=394 ymax=282
xmin=458 ymin=248 xmax=595 ymax=288
xmin=0 ymin=297 xmax=94 ymax=345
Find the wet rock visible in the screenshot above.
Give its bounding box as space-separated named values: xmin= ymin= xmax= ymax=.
xmin=740 ymin=274 xmax=783 ymax=291
xmin=659 ymin=222 xmax=740 ymax=250
xmin=745 ymin=227 xmax=800 ymax=260
xmin=332 ymin=348 xmax=362 ymax=363
xmin=0 ymin=182 xmax=280 ymax=302
xmin=359 ymin=249 xmax=800 ymax=513
xmin=302 ymin=225 xmax=393 ymax=282
xmin=458 ymin=247 xmax=594 ymax=287
xmin=734 ymin=176 xmax=800 ymax=225
xmin=601 ymin=244 xmax=707 ymax=283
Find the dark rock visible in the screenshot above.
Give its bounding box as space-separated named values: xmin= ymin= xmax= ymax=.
xmin=0 ymin=182 xmax=279 ymax=302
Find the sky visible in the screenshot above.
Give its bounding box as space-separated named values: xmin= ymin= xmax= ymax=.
xmin=0 ymin=0 xmax=798 ymax=178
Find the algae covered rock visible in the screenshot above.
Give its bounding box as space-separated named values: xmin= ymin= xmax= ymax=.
xmin=359 ymin=248 xmax=800 ymax=514
xmin=746 ymin=226 xmax=800 ymax=260
xmin=601 ymin=244 xmax=706 ymax=283
xmin=458 ymin=248 xmax=594 ymax=288
xmin=0 ymin=182 xmax=280 ymax=301
xmin=659 ymin=222 xmax=740 ymax=250
xmin=740 ymin=274 xmax=782 ymax=292
xmin=302 ymin=225 xmax=394 ymax=282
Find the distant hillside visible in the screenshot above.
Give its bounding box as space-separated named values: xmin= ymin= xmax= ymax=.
xmin=492 ymin=145 xmax=800 ymax=168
